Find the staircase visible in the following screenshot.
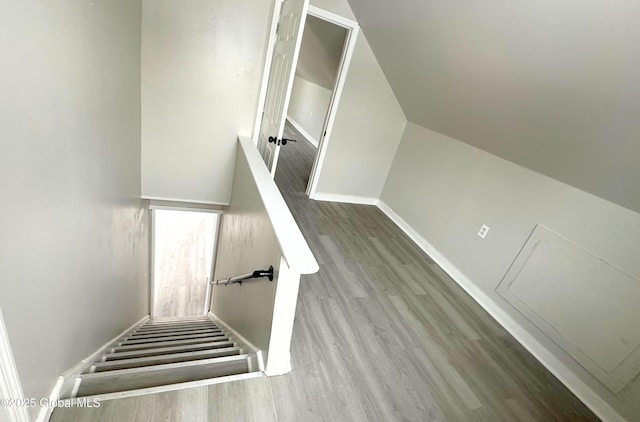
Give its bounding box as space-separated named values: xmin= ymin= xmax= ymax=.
xmin=60 ymin=316 xmax=263 ymax=401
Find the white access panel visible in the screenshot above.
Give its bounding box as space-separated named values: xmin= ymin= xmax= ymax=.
xmin=497 ymin=225 xmax=640 ymax=395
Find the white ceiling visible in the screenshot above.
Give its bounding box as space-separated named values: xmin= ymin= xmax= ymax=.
xmin=346 ymin=0 xmax=640 ymax=213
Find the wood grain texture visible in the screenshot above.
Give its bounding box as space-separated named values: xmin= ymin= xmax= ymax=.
xmin=153 ymin=211 xmax=217 ymax=318
xmin=52 ymin=122 xmax=598 ymax=421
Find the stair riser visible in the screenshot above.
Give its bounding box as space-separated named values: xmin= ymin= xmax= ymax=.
xmin=132 ymin=325 xmax=219 ymax=335
xmin=143 ymin=320 xmax=212 ymax=328
xmin=125 ymin=328 xmax=223 ymax=340
xmin=112 ymin=336 xmax=230 ymax=352
xmin=93 ymin=349 xmax=242 ymax=372
xmin=73 ymin=357 xmax=250 ymax=397
xmin=136 ymin=322 xmax=217 ymax=331
xmin=104 ymin=341 xmax=236 ymax=361
xmin=120 ymin=332 xmax=226 ymax=346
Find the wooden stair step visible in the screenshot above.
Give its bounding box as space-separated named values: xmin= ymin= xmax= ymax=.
xmin=112 ymin=335 xmax=229 ymax=352
xmin=125 ymin=328 xmax=222 ymax=340
xmin=132 ymin=324 xmax=219 ymax=335
xmin=104 ymin=340 xmax=236 ymax=361
xmin=138 ymin=321 xmax=217 ymax=330
xmin=72 ymin=355 xmax=251 ymax=398
xmin=89 ymin=347 xmax=242 ymax=372
xmin=120 ymin=332 xmax=225 ymax=346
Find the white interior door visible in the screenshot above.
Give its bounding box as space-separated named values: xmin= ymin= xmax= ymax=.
xmin=257 ymin=0 xmax=309 ymax=175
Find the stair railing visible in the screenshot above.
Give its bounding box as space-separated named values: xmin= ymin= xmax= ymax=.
xmin=204 ymin=266 xmax=274 ymax=314
xmin=212 ymin=266 xmax=274 ymax=286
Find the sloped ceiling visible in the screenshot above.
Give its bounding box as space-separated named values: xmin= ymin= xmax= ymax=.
xmin=345 ymin=0 xmax=640 ymax=213
xmin=296 ymin=14 xmax=347 ymax=89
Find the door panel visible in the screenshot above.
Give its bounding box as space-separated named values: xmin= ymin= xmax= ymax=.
xmin=257 ymin=0 xmax=309 ymax=175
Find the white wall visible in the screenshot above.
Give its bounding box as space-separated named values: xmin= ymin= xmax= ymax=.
xmin=0 ymin=1 xmax=148 ymax=417
xmin=141 ymin=0 xmax=273 ymax=204
xmin=310 ymin=0 xmax=407 ymax=200
xmin=380 ymin=122 xmax=640 ymax=420
xmin=346 ymin=0 xmax=640 ymax=214
xmin=288 ymin=76 xmax=332 ymax=143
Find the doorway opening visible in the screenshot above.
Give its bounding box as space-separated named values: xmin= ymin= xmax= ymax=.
xmin=151 ymin=207 xmax=220 ymax=318
xmin=253 ymin=3 xmax=359 ymax=197
xmin=281 ymin=12 xmax=347 ymax=188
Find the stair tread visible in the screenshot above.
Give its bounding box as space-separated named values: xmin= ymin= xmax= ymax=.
xmin=113 ymin=336 xmax=230 ymax=352
xmin=120 ymin=332 xmax=226 ymax=345
xmin=105 ymin=340 xmax=236 ymax=361
xmin=138 ymin=321 xmax=216 ymax=330
xmin=80 ymin=354 xmax=249 ymax=379
xmin=144 ymin=318 xmax=213 ymax=326
xmin=63 ymin=372 xmax=263 ymax=402
xmin=126 ymin=328 xmax=223 ymax=340
xmin=91 ymin=347 xmax=242 ymax=372
xmin=73 ymin=355 xmax=251 ymax=397
xmin=133 ymin=324 xmax=219 ymax=334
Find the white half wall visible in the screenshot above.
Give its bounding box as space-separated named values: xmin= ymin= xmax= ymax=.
xmin=309 ymin=0 xmax=407 ymax=200
xmin=288 ymin=76 xmax=332 ymax=142
xmin=211 ymin=137 xmax=317 ymax=372
xmin=380 ymin=121 xmax=640 ymax=421
xmin=0 ymin=1 xmax=149 ymax=419
xmin=141 ymin=0 xmax=273 ymax=204
xmin=211 ymin=149 xmax=283 ymax=354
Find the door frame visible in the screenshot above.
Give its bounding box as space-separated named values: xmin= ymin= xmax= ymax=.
xmin=303 ymin=6 xmax=359 ymax=198
xmin=252 ymin=3 xmax=360 ymax=199
xmin=149 ymin=205 xmax=223 ymax=318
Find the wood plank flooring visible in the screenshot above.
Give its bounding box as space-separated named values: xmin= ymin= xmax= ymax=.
xmin=51 ymin=123 xmax=598 ymax=421
xmin=152 ymin=211 xmax=217 ymax=317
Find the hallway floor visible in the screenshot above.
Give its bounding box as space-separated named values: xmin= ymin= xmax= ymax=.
xmin=52 ymin=129 xmax=598 ymax=421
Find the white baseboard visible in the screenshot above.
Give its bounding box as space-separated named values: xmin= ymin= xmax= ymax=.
xmin=60 ymin=371 xmax=263 ymax=404
xmin=286 ymin=116 xmax=319 ymax=148
xmin=375 ymin=200 xmax=623 ymax=422
xmin=313 ymin=192 xmax=379 ymax=206
xmin=36 ymin=315 xmax=149 ymax=422
xmin=207 ymin=312 xmax=264 ymax=372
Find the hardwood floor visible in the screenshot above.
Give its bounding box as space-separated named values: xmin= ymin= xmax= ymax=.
xmin=52 ymin=124 xmax=598 ymax=421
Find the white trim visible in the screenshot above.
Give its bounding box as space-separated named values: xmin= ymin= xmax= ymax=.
xmin=376 ymin=200 xmax=624 ymax=422
xmin=306 ymin=13 xmax=359 ymax=199
xmin=142 ymin=196 xmax=229 ymax=207
xmin=207 ymin=312 xmax=264 ymax=372
xmin=148 ymin=205 xmax=223 ymax=214
xmin=150 ymin=209 xmax=157 ymax=318
xmin=313 ymin=192 xmax=379 ymax=206
xmin=251 ymin=0 xmax=283 ymax=145
xmin=36 ymin=316 xmax=149 ymax=422
xmin=59 ymin=371 xmax=263 ymax=404
xmin=238 ymin=136 xmax=319 ymax=274
xmin=307 ymin=5 xmax=358 ymax=28
xmin=286 ymin=115 xmax=318 ymax=148
xmin=0 ymin=308 xmax=29 ymax=422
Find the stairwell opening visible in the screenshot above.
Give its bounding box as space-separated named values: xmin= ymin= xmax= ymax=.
xmin=151 ymin=207 xmax=221 ymax=318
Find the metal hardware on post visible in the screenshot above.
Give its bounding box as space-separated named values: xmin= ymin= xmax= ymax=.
xmin=212 ymin=266 xmax=274 ymax=286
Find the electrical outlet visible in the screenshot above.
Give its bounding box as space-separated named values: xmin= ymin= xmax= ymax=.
xmin=478 ymin=224 xmax=490 ymax=239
